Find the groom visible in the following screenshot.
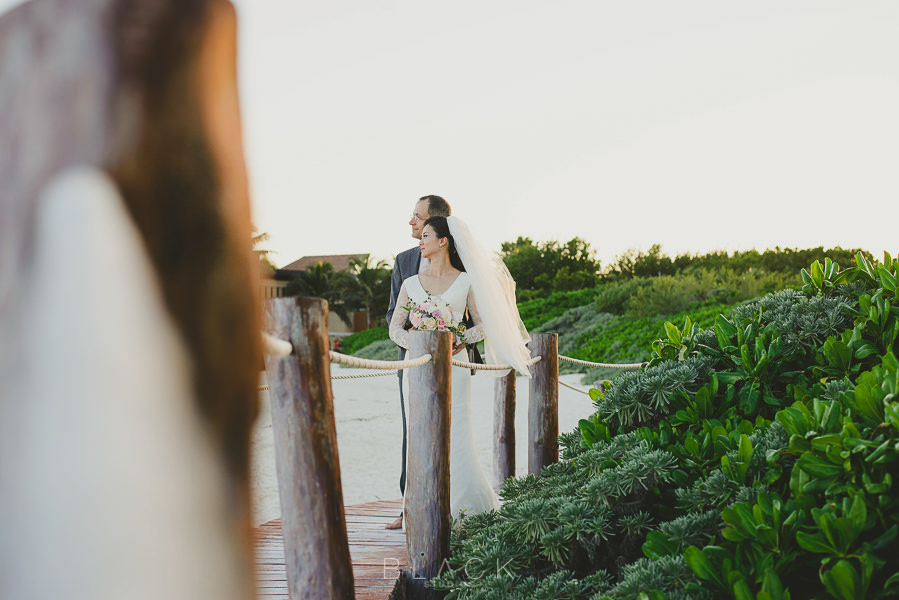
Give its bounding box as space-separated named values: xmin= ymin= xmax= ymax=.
xmin=384 ymin=195 xmax=481 ymax=530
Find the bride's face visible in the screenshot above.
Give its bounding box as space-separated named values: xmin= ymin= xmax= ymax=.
xmin=419 ymin=225 xmax=446 ymax=259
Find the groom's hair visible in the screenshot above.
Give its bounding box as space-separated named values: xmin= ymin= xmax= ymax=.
xmin=420 ymin=195 xmax=451 ymax=218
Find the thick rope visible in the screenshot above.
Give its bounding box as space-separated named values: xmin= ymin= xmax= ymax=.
xmin=559 ymin=379 xmax=592 ymax=395
xmin=258 ymin=351 xmax=431 ymax=391
xmin=451 ymin=355 xmax=543 ymax=371
xmin=332 ymin=371 xmax=397 ymax=380
xmin=329 ymin=350 xmax=432 ymax=370
xmin=262 ymin=332 xmax=293 ymax=357
xmin=558 ymin=354 xmax=646 ymax=370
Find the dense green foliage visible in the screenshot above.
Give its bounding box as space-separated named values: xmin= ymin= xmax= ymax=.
xmin=501 ymin=237 xmax=603 ymax=295
xmin=432 ymin=253 xmax=899 ymax=600
xmin=518 ymin=288 xmax=601 ymax=330
xmin=350 ymin=338 xmax=398 ymax=361
xmin=501 ymin=237 xmax=871 ymax=300
xmin=340 ymin=327 xmax=390 ymax=355
xmin=546 ymin=303 xmax=733 ymax=381
xmin=611 ymin=269 xmax=798 ymax=320
xmin=519 ymin=267 xmax=798 ymax=371
xmin=606 ymin=244 xmax=873 ymax=281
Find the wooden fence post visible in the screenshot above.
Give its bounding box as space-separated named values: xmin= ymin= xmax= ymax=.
xmin=405 ymin=330 xmax=452 ymax=600
xmin=263 ymin=297 xmax=354 ymax=600
xmin=528 ymin=333 xmax=559 ymax=476
xmin=494 ymin=371 xmax=516 ymax=487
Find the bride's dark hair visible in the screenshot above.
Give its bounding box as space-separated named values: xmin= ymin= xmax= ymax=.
xmin=423 ymin=216 xmax=465 ymax=272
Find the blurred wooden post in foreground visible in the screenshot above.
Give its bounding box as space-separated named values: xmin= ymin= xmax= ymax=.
xmin=264 ymin=296 xmax=354 ymax=600
xmin=494 ymin=370 xmax=516 ymax=487
xmin=528 ymin=333 xmax=559 ymax=476
xmin=405 ymin=330 xmax=452 ymax=600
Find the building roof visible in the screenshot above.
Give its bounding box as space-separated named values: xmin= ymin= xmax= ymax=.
xmin=278 ymin=253 xmax=369 ymax=273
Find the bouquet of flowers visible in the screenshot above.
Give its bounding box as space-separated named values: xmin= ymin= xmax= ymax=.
xmin=405 ymin=293 xmax=467 ymax=340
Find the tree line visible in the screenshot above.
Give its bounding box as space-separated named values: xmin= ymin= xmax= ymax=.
xmin=500 ymin=237 xmax=873 ymax=298
xmin=265 ymin=234 xmax=874 ymax=328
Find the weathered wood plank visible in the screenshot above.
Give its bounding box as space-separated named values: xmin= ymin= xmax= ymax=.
xmin=528 ymin=333 xmax=559 ymax=475
xmin=405 ymin=330 xmax=452 ymax=600
xmin=254 ymin=499 xmax=407 ymax=600
xmin=263 ymin=297 xmax=354 ymax=600
xmin=494 ymin=370 xmax=516 ymax=487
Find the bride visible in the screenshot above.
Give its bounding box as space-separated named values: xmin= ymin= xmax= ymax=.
xmin=389 ymin=215 xmax=532 ymax=520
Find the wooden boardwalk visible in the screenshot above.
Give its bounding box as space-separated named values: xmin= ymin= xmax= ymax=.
xmin=254 ymin=499 xmax=407 ymax=599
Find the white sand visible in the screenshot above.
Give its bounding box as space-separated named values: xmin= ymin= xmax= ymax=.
xmin=250 ymin=366 xmax=596 ymax=526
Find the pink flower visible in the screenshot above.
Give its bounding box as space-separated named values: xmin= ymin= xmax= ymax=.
xmin=437 ymin=319 xmax=446 ymax=328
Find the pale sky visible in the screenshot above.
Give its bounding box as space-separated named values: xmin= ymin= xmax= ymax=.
xmin=233 ymin=1 xmax=899 ymax=269
xmin=4 ymin=1 xmax=898 ymax=269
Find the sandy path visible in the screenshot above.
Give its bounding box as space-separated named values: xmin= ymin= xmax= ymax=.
xmin=250 ymin=366 xmax=596 ymax=526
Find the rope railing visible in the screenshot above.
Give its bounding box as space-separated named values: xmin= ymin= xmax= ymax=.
xmin=328 ymin=350 xmax=432 ymax=370
xmin=558 ymin=354 xmax=646 ymax=370
xmin=263 ymin=332 xmax=293 ymax=357
xmin=262 ymin=299 xmax=619 ymax=598
xmin=261 ymin=331 xmax=645 ymax=393
xmin=559 ymin=379 xmax=593 ymax=395
xmin=332 ymin=370 xmax=397 ymax=380
xmin=450 ymin=354 xmax=542 ymax=371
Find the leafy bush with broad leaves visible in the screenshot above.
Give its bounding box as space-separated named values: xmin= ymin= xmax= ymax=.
xmin=565 ymin=303 xmax=732 ymax=381
xmin=431 ymin=252 xmax=899 ymax=600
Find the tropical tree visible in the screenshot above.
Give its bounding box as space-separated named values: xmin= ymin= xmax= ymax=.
xmin=342 ymin=256 xmax=392 ymax=328
xmin=500 ymin=236 xmax=602 ymax=295
xmin=283 ymin=262 xmax=353 ymax=326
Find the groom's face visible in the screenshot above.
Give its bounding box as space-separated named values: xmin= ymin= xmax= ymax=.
xmin=409 ymin=200 xmax=430 ymax=240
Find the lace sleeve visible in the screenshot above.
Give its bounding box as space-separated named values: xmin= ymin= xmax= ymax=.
xmin=461 ymin=287 xmax=487 ymax=344
xmin=389 ymin=283 xmax=412 ymax=349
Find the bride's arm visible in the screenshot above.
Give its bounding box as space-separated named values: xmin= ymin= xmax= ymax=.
xmin=461 ymin=287 xmax=487 ymax=344
xmin=388 ymin=283 xmax=412 ymax=349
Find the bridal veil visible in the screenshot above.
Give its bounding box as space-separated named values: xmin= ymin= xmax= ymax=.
xmin=447 ymin=216 xmax=532 ymax=376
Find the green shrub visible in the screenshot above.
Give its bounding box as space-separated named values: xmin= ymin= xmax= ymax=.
xmin=622 ymin=275 xmax=704 ymax=319
xmin=574 ymin=303 xmax=734 ymax=382
xmin=501 ymin=236 xmax=602 ymax=293
xmin=349 ymin=338 xmax=398 ymax=361
xmin=594 ymin=279 xmax=650 ymax=315
xmin=340 ymin=327 xmax=389 ymax=355
xmin=622 ymin=269 xmax=800 ymax=320
xmin=517 ymin=288 xmax=599 ymax=331
xmin=433 ymin=252 xmax=899 ymax=600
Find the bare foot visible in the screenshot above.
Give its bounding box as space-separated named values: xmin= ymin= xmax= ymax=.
xmin=385 ymin=515 xmax=403 ymax=530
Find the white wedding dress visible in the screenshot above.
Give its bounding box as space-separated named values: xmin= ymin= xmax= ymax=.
xmin=389 ymin=272 xmax=500 ymax=517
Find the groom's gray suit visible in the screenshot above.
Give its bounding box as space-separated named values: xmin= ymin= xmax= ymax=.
xmin=386 ymin=246 xmax=421 ymax=496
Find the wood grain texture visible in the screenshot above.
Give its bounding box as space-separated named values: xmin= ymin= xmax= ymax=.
xmin=263 ymin=297 xmax=354 ymax=600
xmin=493 ymin=370 xmax=516 ymax=488
xmin=404 ymin=330 xmax=452 ymax=600
xmin=528 ymin=333 xmax=559 ymax=476
xmin=254 ymin=499 xmax=407 ymax=600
